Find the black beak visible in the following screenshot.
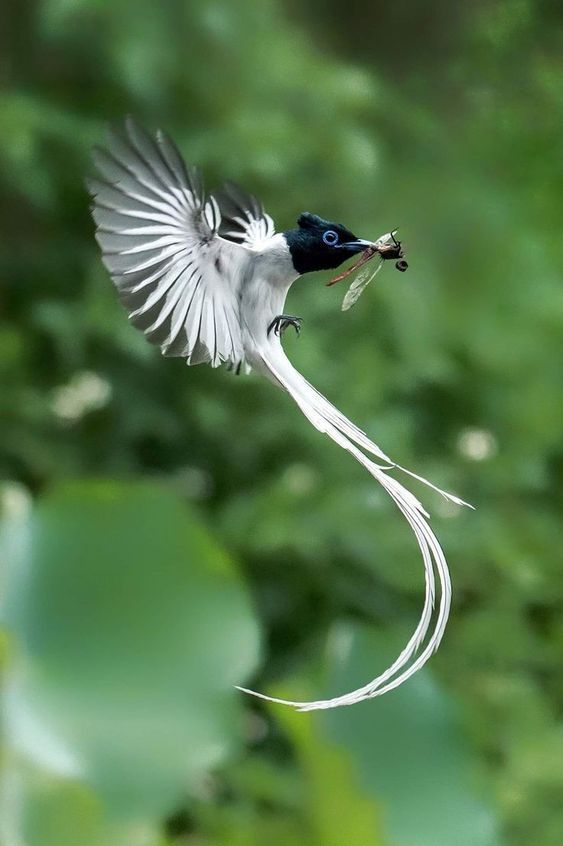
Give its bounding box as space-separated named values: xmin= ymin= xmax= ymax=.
xmin=341 ymin=238 xmax=374 ymax=254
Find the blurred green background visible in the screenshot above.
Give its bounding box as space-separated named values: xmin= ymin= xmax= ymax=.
xmin=1 ymin=1 xmax=562 ymax=844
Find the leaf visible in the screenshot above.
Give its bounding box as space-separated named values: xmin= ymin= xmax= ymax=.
xmin=2 ymin=480 xmax=261 ymax=826
xmin=277 ymin=703 xmax=384 ymax=846
xmin=315 ymin=623 xmax=503 ymax=846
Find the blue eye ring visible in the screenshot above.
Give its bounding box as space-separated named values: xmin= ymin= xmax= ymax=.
xmin=322 ymin=230 xmax=339 ymax=246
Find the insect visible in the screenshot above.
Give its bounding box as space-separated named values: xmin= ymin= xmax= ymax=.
xmin=327 ymin=230 xmax=408 ymax=311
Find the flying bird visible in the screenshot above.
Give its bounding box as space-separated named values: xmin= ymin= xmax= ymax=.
xmin=88 ymin=118 xmax=470 ymax=711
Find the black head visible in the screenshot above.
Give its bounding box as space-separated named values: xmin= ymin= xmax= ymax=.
xmin=284 ymin=212 xmax=372 ymax=275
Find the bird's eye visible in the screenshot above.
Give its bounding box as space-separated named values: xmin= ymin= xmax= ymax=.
xmin=322 ymin=230 xmax=339 ymax=246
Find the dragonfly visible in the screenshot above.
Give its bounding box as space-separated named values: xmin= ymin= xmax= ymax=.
xmin=327 ymin=230 xmax=408 ymax=311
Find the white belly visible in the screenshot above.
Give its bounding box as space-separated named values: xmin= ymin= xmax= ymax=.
xmin=240 ymin=237 xmax=299 ymax=369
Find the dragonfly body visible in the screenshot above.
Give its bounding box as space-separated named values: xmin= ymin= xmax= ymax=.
xmin=339 ymin=231 xmax=407 ymax=311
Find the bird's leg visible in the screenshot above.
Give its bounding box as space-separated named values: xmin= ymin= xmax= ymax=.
xmin=267 ymin=315 xmax=303 ymax=338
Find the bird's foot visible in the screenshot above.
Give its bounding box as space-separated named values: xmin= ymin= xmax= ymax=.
xmin=267 ymin=314 xmax=303 ymax=338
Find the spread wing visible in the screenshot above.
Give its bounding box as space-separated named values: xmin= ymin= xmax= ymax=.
xmin=88 ymin=118 xmax=268 ymax=367
xmin=216 ymin=180 xmax=275 ymax=250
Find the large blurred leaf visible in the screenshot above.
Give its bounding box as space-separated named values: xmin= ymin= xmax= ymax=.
xmin=1 ymin=480 xmax=260 ymax=828
xmin=1 ymin=764 xmax=163 ymax=846
xmin=306 ymin=623 xmax=503 ymax=846
xmin=278 ymin=704 xmax=384 ymax=846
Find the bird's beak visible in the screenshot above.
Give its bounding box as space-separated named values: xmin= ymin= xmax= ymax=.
xmin=341 ymin=238 xmax=374 ymax=253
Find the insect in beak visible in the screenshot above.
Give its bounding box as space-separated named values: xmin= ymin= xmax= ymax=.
xmin=327 ymin=229 xmax=408 ymax=287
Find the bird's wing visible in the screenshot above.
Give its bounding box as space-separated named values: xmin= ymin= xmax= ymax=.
xmin=215 ymin=180 xmax=275 ymax=250
xmin=88 ymin=118 xmax=248 ymax=367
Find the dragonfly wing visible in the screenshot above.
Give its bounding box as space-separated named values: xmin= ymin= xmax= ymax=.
xmin=341 ymin=258 xmax=383 ymax=311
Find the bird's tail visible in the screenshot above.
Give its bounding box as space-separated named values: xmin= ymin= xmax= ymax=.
xmin=237 ymin=345 xmax=471 ymax=711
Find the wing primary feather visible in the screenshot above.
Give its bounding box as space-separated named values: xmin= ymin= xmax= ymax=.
xmin=87 ymin=178 xmax=181 ymax=224
xmin=124 ymin=117 xmax=181 ymax=193
xmin=117 ymin=250 xmax=192 ymax=297
xmin=89 ymin=170 xmax=183 ymax=219
xmin=92 ymin=145 xmax=184 ymax=216
xmin=128 ymin=261 xmax=187 ymax=322
xmin=156 ymin=129 xmax=192 ymax=189
xmin=89 ymin=120 xmax=260 ymax=376
xmin=163 ymin=265 xmax=202 ymax=352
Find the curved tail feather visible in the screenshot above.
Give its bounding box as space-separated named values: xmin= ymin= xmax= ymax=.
xmin=237 ymin=345 xmax=470 ymax=711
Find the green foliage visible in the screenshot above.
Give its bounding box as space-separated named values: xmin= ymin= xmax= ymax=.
xmin=1 ymin=0 xmax=562 ymax=844
xmin=1 ymin=480 xmax=259 ymax=842
xmin=279 ymin=699 xmax=384 ymax=846
xmin=317 ymin=624 xmax=501 ymax=846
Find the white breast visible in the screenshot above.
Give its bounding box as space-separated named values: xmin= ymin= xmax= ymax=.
xmin=240 ymin=234 xmax=299 ymax=364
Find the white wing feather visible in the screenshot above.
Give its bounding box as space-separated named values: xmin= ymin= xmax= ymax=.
xmin=216 ymin=180 xmax=275 ymax=250
xmin=89 ymin=118 xmax=253 ymax=367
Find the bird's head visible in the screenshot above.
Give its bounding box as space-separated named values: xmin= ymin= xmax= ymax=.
xmin=284 ymin=212 xmax=373 ymax=275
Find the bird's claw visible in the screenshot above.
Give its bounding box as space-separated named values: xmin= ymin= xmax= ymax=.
xmin=267 ymin=315 xmax=303 ymax=338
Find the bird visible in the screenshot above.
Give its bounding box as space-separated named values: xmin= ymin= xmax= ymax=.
xmin=88 ymin=118 xmax=471 ymax=711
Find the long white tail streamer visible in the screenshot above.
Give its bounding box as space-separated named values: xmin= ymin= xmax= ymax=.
xmin=236 ymin=343 xmax=471 ymax=711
